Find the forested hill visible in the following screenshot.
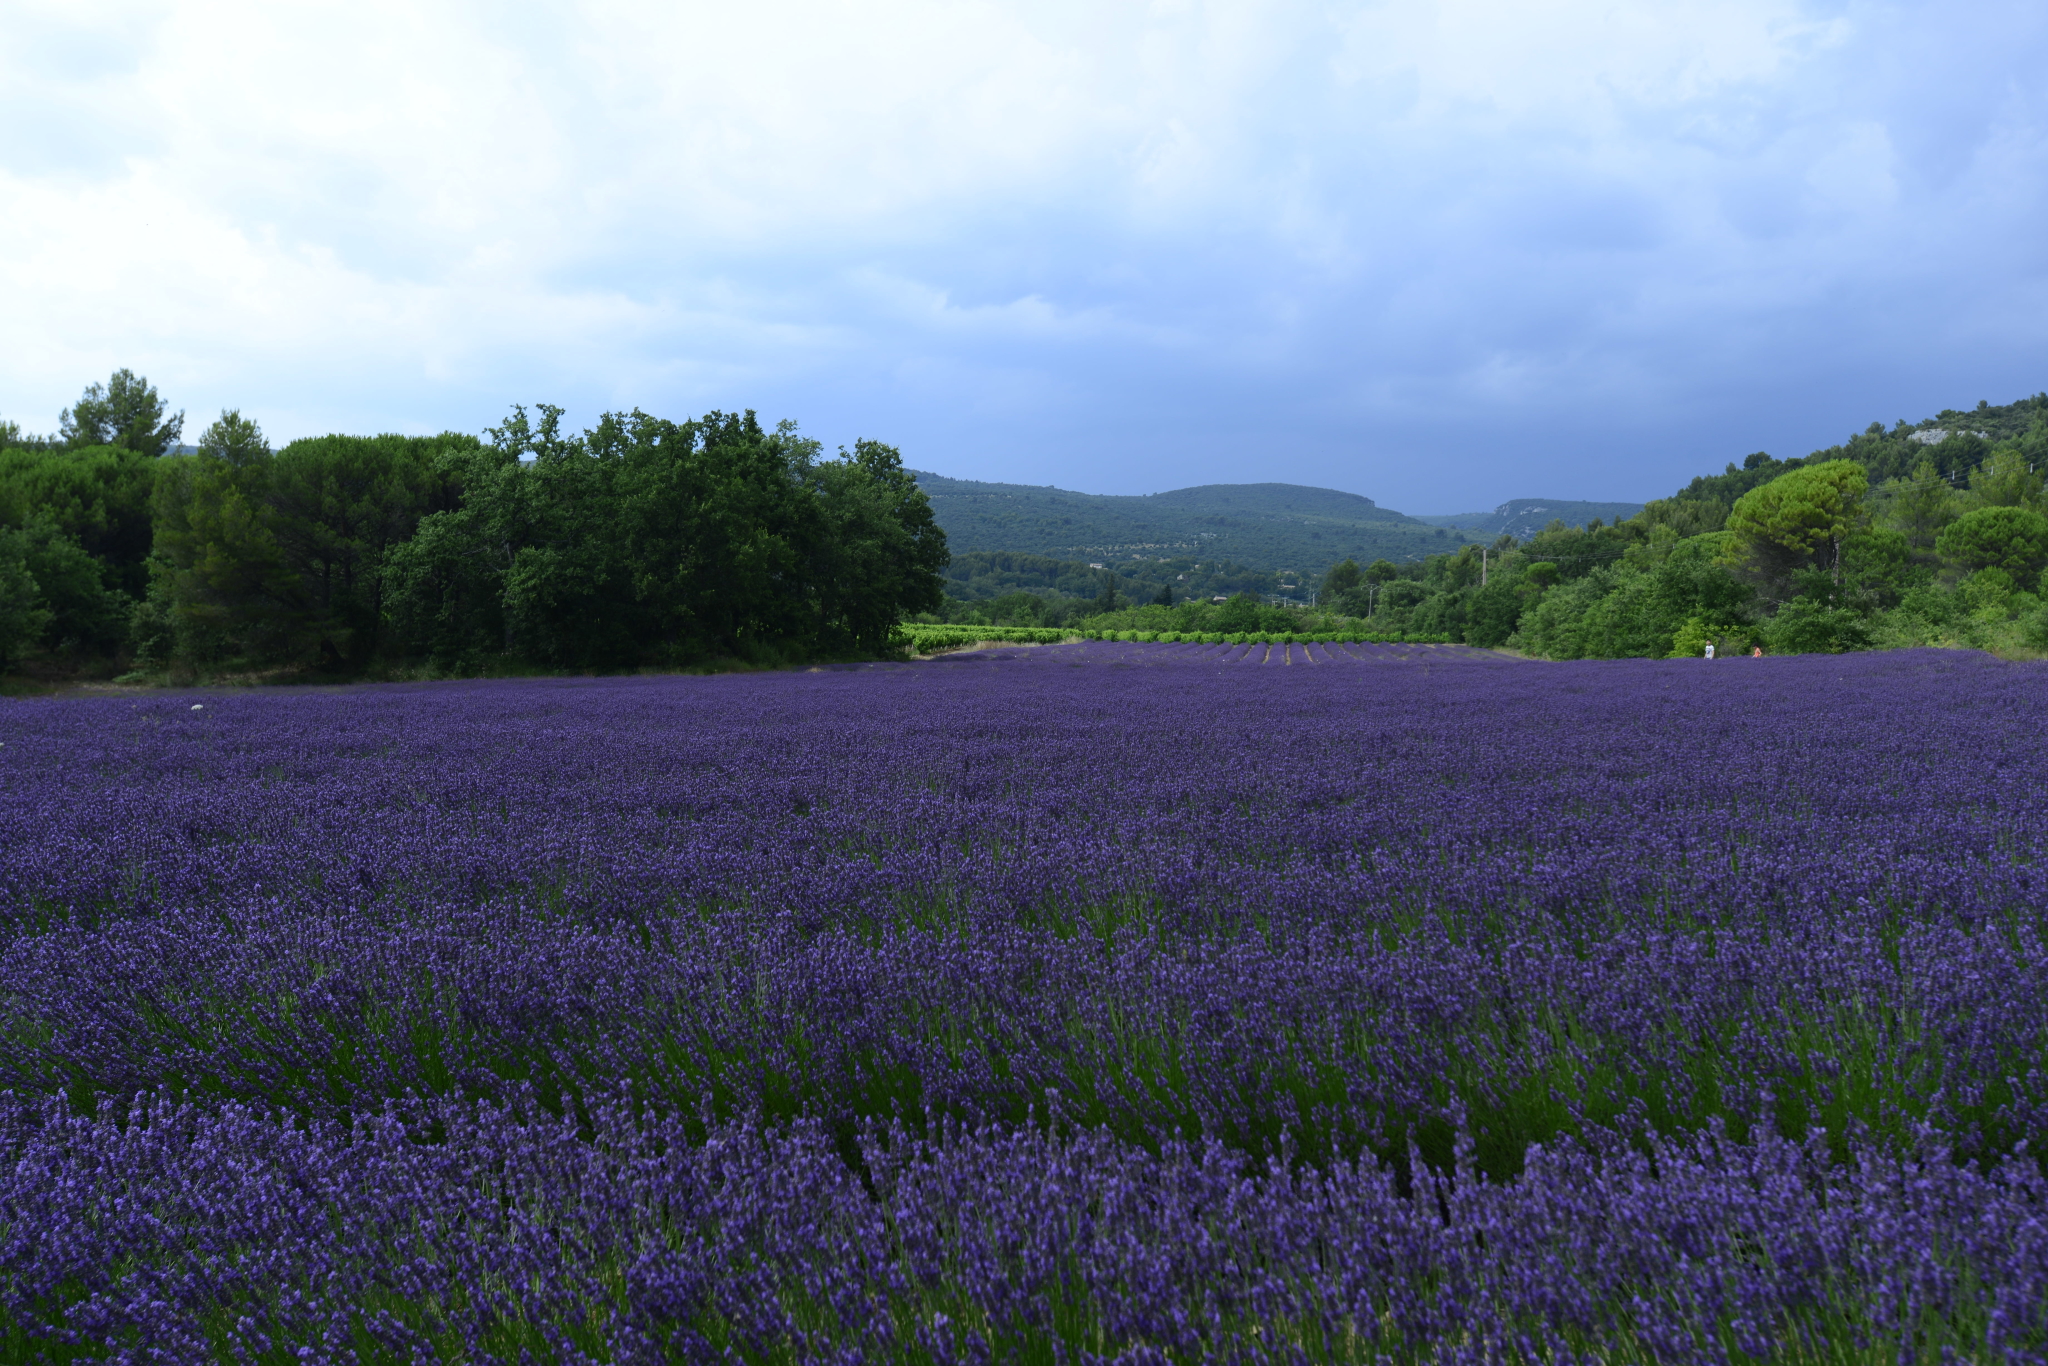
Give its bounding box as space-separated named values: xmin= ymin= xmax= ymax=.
xmin=910 ymin=472 xmax=1482 ymax=575
xmin=1286 ymin=386 xmax=2048 ymax=660
xmin=1416 ymin=499 xmax=1646 ymax=539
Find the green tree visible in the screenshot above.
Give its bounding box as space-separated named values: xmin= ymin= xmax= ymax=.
xmin=1213 ymin=593 xmax=1261 ymax=632
xmin=0 ymin=550 xmax=49 ymax=667
xmin=805 ymin=436 xmax=948 ymax=654
xmin=491 ymin=405 xmax=653 ymax=668
xmin=0 ymin=518 xmax=131 ymax=656
xmin=0 ymin=418 xmax=56 ymax=452
xmin=1935 ymin=505 xmax=2048 ymax=576
xmin=1838 ymin=524 xmax=1917 ymax=608
xmin=60 ymin=370 xmax=184 ymax=456
xmin=1257 ymin=603 xmax=1296 ymax=632
xmin=1765 ymin=597 xmax=1872 ymax=654
xmin=0 ymin=443 xmax=158 ymax=595
xmin=1516 ymin=571 xmax=1613 ymax=659
xmin=1517 ymin=535 xmax=1753 ymax=659
xmin=1962 ymin=446 xmax=2045 ymax=513
xmin=387 ymin=406 xmax=944 ymax=670
xmin=148 ymin=412 xmax=299 ymax=663
xmin=1464 ymin=579 xmax=1522 ymax=647
xmin=1723 ymin=459 xmax=1868 ymax=588
xmin=1878 ymin=458 xmax=1958 ymax=565
xmin=381 ymin=449 xmax=520 ymax=668
xmin=986 ymin=591 xmax=1046 ymax=625
xmin=199 ymin=409 xmax=270 ymax=467
xmin=268 ymin=433 xmax=473 ymax=667
xmin=1339 ymin=558 xmax=1401 ymax=616
xmin=1323 ymin=558 xmax=1363 ymax=596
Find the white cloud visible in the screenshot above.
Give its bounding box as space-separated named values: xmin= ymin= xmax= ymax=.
xmin=0 ymin=0 xmax=2044 ymax=508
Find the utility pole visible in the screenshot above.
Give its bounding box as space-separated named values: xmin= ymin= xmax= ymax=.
xmin=1481 ymin=546 xmax=1488 ymax=587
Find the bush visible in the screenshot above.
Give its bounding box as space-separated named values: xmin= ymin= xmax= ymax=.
xmin=1766 ymin=598 xmax=1874 ymax=654
xmin=1956 ymin=568 xmax=2016 ymax=618
xmin=1668 ymin=617 xmax=1745 ymax=659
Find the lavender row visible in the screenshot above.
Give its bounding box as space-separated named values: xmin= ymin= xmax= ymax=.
xmin=4 ymin=1089 xmax=2042 ymax=1364
xmin=5 ymin=888 xmax=2043 ymax=1176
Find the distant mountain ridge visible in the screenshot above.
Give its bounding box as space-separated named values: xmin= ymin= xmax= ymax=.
xmin=1414 ymin=499 xmax=1647 ymax=539
xmin=910 ymin=472 xmax=1480 ymax=581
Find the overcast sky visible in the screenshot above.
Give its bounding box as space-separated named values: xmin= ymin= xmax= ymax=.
xmin=4 ymin=1 xmax=2045 ymax=513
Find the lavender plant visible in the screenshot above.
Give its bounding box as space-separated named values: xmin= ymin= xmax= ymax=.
xmin=1 ymin=642 xmax=2044 ymax=1362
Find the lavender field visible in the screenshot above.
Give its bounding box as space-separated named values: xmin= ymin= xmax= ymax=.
xmin=2 ymin=640 xmax=2046 ymax=1363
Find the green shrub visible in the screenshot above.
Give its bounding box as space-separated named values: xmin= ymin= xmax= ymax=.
xmin=1956 ymin=568 xmax=2016 ymax=618
xmin=1766 ymin=598 xmax=1874 ymax=654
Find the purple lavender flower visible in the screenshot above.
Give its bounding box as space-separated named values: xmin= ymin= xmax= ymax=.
xmin=0 ymin=644 xmax=2044 ymax=1359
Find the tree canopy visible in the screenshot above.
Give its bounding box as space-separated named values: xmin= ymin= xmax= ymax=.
xmin=59 ymin=370 xmax=184 ymax=456
xmin=3 ymin=379 xmax=948 ymax=677
xmin=1723 ymin=460 xmax=1868 ymax=587
xmin=1935 ymin=506 xmax=2048 ymax=576
xmin=382 ymin=406 xmax=945 ymax=671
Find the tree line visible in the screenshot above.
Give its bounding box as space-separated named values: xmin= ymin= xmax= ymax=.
xmin=1 ymin=373 xmax=947 ymax=677
xmin=1046 ymin=391 xmax=2048 ymax=657
xmin=1305 ymin=392 xmax=2048 ymax=657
